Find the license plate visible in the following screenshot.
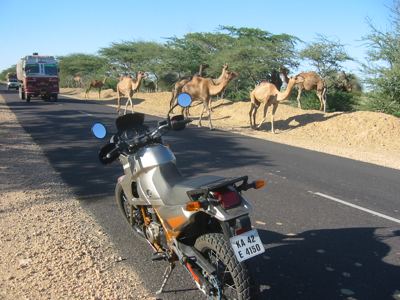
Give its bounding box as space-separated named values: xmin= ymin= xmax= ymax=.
xmin=230 ymin=229 xmax=265 ymax=262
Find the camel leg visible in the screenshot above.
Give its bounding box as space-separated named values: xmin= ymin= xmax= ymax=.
xmin=296 ymin=88 xmax=303 ymax=109
xmin=205 ymin=101 xmax=213 ymax=130
xmin=257 ymin=103 xmax=269 ymax=129
xmin=124 ymin=97 xmax=131 ymax=115
xmin=169 ymin=91 xmax=176 ymax=112
xmin=116 ymin=89 xmax=121 ymax=113
xmin=98 ymin=88 xmax=101 ymax=99
xmin=129 ymin=94 xmax=134 ymax=113
xmin=249 ymin=103 xmax=255 ymax=128
xmin=271 ymin=103 xmax=279 ymax=134
xmin=85 ymin=87 xmax=91 ymax=99
xmin=317 ymin=91 xmax=323 ymax=111
xmin=198 ymin=102 xmax=206 ymax=128
xmin=320 ymin=88 xmax=327 ymax=113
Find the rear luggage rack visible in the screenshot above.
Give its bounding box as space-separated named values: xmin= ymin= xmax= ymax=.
xmin=186 ymin=176 xmax=248 ymax=201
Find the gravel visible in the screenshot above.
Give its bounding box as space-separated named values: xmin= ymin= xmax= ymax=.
xmin=0 ymin=96 xmax=153 ymax=299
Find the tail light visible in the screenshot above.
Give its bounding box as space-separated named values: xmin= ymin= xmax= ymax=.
xmin=213 ymin=190 xmax=241 ymax=209
xmin=26 ymin=77 xmax=36 ymax=82
xmin=49 ymin=78 xmax=59 ymax=82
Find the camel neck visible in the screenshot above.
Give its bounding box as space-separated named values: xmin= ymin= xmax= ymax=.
xmin=215 ymin=67 xmax=227 ymax=84
xmin=209 ymin=79 xmax=229 ymax=96
xmin=277 ymin=80 xmax=295 ymax=101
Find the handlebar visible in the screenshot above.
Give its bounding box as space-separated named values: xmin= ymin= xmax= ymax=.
xmin=106 ymin=146 xmax=119 ymax=159
xmin=104 ymin=116 xmax=191 ymax=159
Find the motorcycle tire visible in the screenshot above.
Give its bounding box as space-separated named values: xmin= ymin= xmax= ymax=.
xmin=194 ymin=233 xmax=251 ymax=300
xmin=115 ymin=183 xmax=145 ymax=240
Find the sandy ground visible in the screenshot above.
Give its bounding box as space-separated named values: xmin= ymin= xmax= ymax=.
xmin=0 ymin=94 xmax=153 ymax=299
xmin=63 ymin=88 xmax=400 ymax=170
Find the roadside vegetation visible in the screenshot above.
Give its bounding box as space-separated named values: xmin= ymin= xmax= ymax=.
xmin=1 ymin=2 xmax=399 ymax=117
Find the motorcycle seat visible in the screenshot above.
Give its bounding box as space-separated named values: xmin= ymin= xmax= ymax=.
xmin=152 ymin=163 xmax=224 ymax=205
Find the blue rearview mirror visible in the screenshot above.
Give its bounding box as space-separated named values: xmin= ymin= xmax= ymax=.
xmin=91 ymin=123 xmax=107 ymax=139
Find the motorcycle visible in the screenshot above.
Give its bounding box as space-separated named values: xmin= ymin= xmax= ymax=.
xmin=91 ymin=93 xmax=266 ymax=299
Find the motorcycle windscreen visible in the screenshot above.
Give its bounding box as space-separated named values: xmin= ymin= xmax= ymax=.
xmin=115 ymin=113 xmax=145 ymax=132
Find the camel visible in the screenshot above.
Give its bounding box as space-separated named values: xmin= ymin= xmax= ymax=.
xmin=73 ymin=74 xmax=83 ymax=88
xmin=169 ymin=63 xmax=211 ymax=109
xmin=212 ymin=63 xmax=229 ymax=101
xmin=116 ymin=71 xmax=146 ymax=114
xmin=85 ymin=75 xmax=109 ymax=99
xmin=169 ymin=64 xmax=229 ymax=117
xmin=249 ymin=76 xmax=297 ymax=133
xmin=181 ymin=70 xmax=238 ymax=130
xmin=294 ymin=71 xmax=327 ymax=112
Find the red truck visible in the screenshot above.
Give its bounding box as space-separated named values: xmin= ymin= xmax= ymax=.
xmin=17 ymin=53 xmax=59 ymax=102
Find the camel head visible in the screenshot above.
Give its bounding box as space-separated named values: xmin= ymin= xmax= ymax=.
xmin=225 ymin=70 xmax=238 ymax=81
xmin=288 ymin=76 xmax=298 ymax=84
xmin=137 ymin=71 xmax=147 ymax=80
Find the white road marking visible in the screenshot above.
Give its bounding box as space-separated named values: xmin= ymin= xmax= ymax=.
xmin=310 ymin=191 xmax=400 ymax=225
xmin=78 ymin=111 xmax=93 ymax=116
xmin=255 ymin=220 xmax=266 ymax=226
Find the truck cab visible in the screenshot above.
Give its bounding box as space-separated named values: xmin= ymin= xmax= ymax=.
xmin=17 ymin=53 xmax=59 ymax=102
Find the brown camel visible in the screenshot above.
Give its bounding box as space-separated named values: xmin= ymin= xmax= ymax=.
xmin=181 ymin=70 xmax=238 ymax=130
xmin=294 ymin=71 xmax=327 ymax=112
xmin=169 ymin=64 xmax=229 ymax=118
xmin=116 ymin=71 xmax=146 ymax=114
xmin=249 ymin=76 xmax=297 ymax=133
xmin=85 ymin=75 xmax=109 ymax=99
xmin=169 ymin=63 xmax=211 ymax=109
xmin=73 ymin=74 xmax=83 ymax=88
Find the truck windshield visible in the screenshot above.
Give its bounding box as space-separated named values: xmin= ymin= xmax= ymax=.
xmin=44 ymin=64 xmax=58 ymax=76
xmin=25 ymin=64 xmax=40 ymax=74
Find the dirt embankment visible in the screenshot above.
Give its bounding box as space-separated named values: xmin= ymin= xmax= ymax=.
xmin=63 ymin=88 xmax=400 ymax=170
xmin=0 ymin=95 xmax=153 ymax=299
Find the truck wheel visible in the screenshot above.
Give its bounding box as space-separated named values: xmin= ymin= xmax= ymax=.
xmin=52 ymin=94 xmax=58 ymax=101
xmin=19 ymin=88 xmax=25 ymax=100
xmin=26 ymin=95 xmax=31 ymax=102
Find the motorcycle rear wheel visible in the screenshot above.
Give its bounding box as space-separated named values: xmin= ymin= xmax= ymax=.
xmin=194 ymin=233 xmax=251 ymax=300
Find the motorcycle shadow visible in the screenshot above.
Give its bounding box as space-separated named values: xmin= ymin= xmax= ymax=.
xmin=247 ymin=227 xmax=400 ymax=300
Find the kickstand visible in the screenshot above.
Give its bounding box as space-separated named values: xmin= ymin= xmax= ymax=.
xmin=156 ymin=262 xmax=176 ymax=295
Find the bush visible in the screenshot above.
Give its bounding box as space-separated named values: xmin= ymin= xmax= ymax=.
xmin=225 ymin=88 xmax=250 ymax=101
xmin=103 ymin=78 xmax=118 ymax=91
xmin=288 ymin=90 xmax=357 ymax=112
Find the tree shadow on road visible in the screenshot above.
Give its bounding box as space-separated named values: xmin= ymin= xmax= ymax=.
xmin=248 ymin=227 xmax=400 ymax=300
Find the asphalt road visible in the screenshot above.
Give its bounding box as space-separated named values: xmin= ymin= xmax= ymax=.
xmin=2 ymin=89 xmax=400 ymax=300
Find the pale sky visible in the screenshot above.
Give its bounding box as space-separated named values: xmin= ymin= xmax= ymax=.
xmin=0 ymin=0 xmax=392 ymax=77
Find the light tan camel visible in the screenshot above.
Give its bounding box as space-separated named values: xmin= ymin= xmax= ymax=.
xmin=294 ymin=71 xmax=327 ymax=112
xmin=212 ymin=63 xmax=229 ymax=101
xmin=73 ymin=74 xmax=83 ymax=88
xmin=116 ymin=71 xmax=146 ymax=114
xmin=249 ymin=76 xmax=297 ymax=133
xmin=181 ymin=70 xmax=238 ymax=130
xmin=85 ymin=75 xmax=109 ymax=99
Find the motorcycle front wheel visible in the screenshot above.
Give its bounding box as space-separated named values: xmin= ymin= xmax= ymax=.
xmin=115 ymin=183 xmax=145 ymax=240
xmin=194 ymin=233 xmax=251 ymax=300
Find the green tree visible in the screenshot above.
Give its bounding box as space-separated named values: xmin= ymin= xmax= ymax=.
xmin=300 ymin=35 xmax=352 ymax=78
xmin=99 ymin=41 xmax=169 ymax=89
xmin=58 ymin=54 xmax=108 ymax=87
xmin=363 ymin=1 xmax=400 ymax=116
xmin=0 ymin=65 xmax=17 ymax=81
